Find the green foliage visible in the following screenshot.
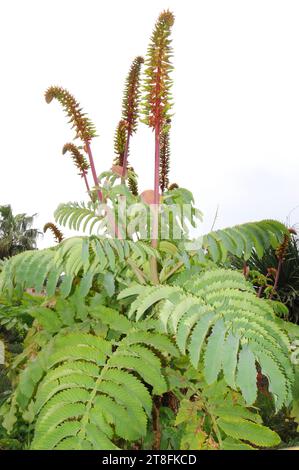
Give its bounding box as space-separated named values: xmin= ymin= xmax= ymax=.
xmin=120 ymin=268 xmax=294 ymax=411
xmin=202 ymin=219 xmax=288 ymax=263
xmin=5 ymin=308 xmax=177 ymax=450
xmin=178 ymin=387 xmax=280 ymax=449
xmin=1 ymin=10 xmax=297 ymax=452
xmin=0 ymin=205 xmax=41 ymax=260
xmin=54 ymin=202 xmax=108 ymax=233
xmin=0 ymin=236 xmax=157 ymax=299
xmin=232 ymin=235 xmax=299 ymax=322
xmin=167 ymin=368 xmax=281 ymax=449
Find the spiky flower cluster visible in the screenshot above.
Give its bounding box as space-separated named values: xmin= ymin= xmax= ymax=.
xmin=159 ymin=131 xmax=170 ymax=192
xmin=113 ymin=120 xmax=128 ymax=166
xmin=122 ymin=56 xmax=144 ymax=136
xmin=276 ymin=233 xmax=290 ymax=260
xmin=43 ymin=223 xmax=64 ymax=243
xmin=62 ymin=143 xmax=89 ymax=176
xmin=168 ymin=182 xmax=179 ymax=190
xmin=45 ymin=86 xmax=97 ymax=142
xmin=142 ymin=10 xmax=174 ymax=131
xmin=128 ymin=167 xmax=139 ymax=196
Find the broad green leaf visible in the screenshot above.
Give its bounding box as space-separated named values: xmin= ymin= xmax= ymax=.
xmin=236 ymin=345 xmax=257 ymax=405
xmin=217 ymin=416 xmax=280 ymax=447
xmin=204 ymin=319 xmax=227 ymax=384
xmin=222 ymin=332 xmax=240 ymax=389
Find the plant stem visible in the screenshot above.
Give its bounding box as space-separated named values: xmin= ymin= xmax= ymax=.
xmin=85 ymin=141 xmax=103 ymax=202
xmin=160 ymin=259 xmax=184 ymax=283
xmin=152 ymin=396 xmax=162 ymax=450
xmin=150 ymin=123 xmax=161 ymax=285
xmin=154 ymin=123 xmax=161 ymax=208
xmin=152 ymin=125 xmax=160 ymax=248
xmin=270 ymin=257 xmax=282 ymax=299
xmin=83 ymin=173 xmax=91 ymax=194
xmin=243 ymin=262 xmax=248 ymax=278
xmin=257 ymin=285 xmax=264 ymax=298
xmin=84 ymin=141 xmax=123 ymax=239
xmin=121 ymin=131 xmax=131 ymax=181
xmin=127 ymin=259 xmax=147 ymax=284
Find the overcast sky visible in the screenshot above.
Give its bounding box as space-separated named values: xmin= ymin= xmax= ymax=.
xmin=0 ymin=0 xmax=298 ymax=247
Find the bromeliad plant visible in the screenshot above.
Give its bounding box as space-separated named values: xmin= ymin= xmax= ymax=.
xmin=0 ymin=10 xmax=298 ymax=450
xmin=232 ymin=232 xmax=299 ymax=323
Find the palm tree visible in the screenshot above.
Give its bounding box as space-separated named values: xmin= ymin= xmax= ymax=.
xmin=0 ymin=205 xmax=41 ymax=259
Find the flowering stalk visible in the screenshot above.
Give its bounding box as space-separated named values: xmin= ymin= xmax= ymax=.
xmin=142 ymin=10 xmax=174 ymax=204
xmin=142 ymin=10 xmax=174 ymax=232
xmin=127 ymin=167 xmax=139 ymax=196
xmin=159 ymin=130 xmax=170 ymax=193
xmin=142 ymin=11 xmax=174 ymax=283
xmin=43 ymin=223 xmax=64 ymax=243
xmin=113 ymin=120 xmax=128 ymax=167
xmin=45 ymin=86 xmax=103 ymax=202
xmin=121 ymin=56 xmax=144 ymax=178
xmin=62 ymin=143 xmax=91 ymax=194
xmin=270 ymin=232 xmax=290 ymax=299
xmin=84 ymin=141 xmax=103 ymax=202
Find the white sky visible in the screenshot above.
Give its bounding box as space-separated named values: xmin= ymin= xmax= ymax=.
xmin=0 ymin=0 xmax=298 ymax=248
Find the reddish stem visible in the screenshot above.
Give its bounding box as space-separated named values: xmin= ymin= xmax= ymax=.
xmin=82 ymin=173 xmax=91 ymax=194
xmin=149 ymin=58 xmax=162 ymax=285
xmin=257 ymin=285 xmax=264 ymax=298
xmin=149 ymin=123 xmax=160 ymax=285
xmin=152 ymin=57 xmax=162 ymax=247
xmin=152 ymin=396 xmax=162 ymax=450
xmin=152 ymin=123 xmax=160 ymax=249
xmin=270 ymin=257 xmax=282 ymax=299
xmin=84 ymin=141 xmax=122 ymax=238
xmin=154 ymin=124 xmax=161 ymax=206
xmin=85 ymin=141 xmax=103 ymax=202
xmin=121 ymin=130 xmax=131 ymax=180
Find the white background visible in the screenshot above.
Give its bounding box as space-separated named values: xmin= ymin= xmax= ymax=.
xmin=0 ymin=0 xmax=298 ymax=247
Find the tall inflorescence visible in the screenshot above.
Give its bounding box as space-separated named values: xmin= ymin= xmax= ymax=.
xmin=62 ymin=143 xmax=91 ymax=193
xmin=140 ymin=10 xmax=174 ymax=283
xmin=159 ymin=130 xmax=170 ymax=193
xmin=45 ymin=86 xmax=102 ymax=202
xmin=128 ymin=167 xmax=139 ymax=196
xmin=113 ymin=120 xmax=128 ymax=167
xmin=45 ymin=87 xmax=96 ymax=142
xmin=62 ymin=143 xmax=89 ymax=177
xmin=43 ymin=223 xmax=64 ymax=244
xmin=121 ymin=56 xmax=144 ymax=177
xmin=122 ymin=56 xmax=144 ymax=135
xmin=141 ymin=10 xmax=175 ymax=205
xmin=270 ymin=228 xmax=296 ymax=298
xmin=275 ymin=233 xmax=290 ymax=261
